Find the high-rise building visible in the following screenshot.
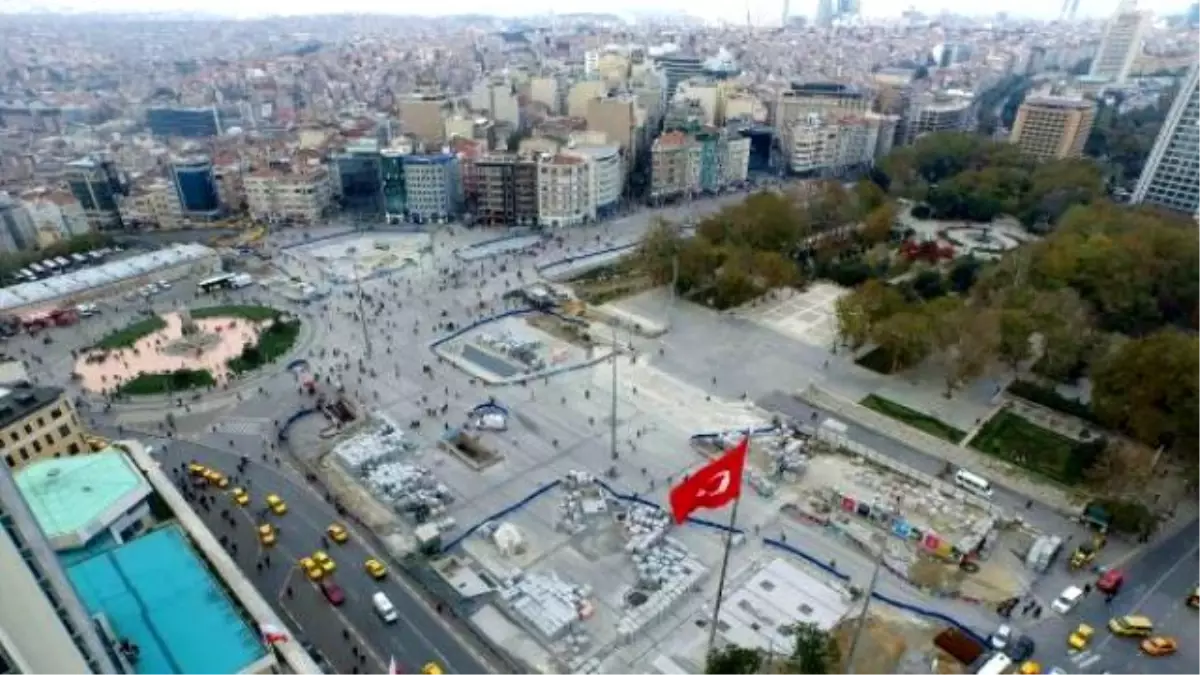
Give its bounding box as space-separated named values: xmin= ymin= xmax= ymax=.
xmin=652 ymin=52 xmax=704 ymax=100
xmin=1009 ymin=93 xmax=1096 ymax=161
xmin=898 ymin=91 xmax=975 ymax=146
xmin=65 ymin=157 xmax=125 ymax=231
xmin=401 ymin=154 xmax=462 ymax=224
xmin=0 ymin=386 xmax=119 ymax=673
xmin=333 ymin=140 xmax=385 ymax=220
xmin=146 ymin=106 xmax=222 ymax=138
xmin=1131 ymin=65 xmax=1199 ymax=215
xmin=1090 ymin=1 xmax=1151 ymax=83
xmin=381 ymin=149 xmax=409 ymax=225
xmin=773 ymin=82 xmax=871 ymax=133
xmin=398 ymin=93 xmax=449 ymax=147
xmin=170 ymin=156 xmax=220 ymax=218
xmin=816 ymin=0 xmax=835 ymax=26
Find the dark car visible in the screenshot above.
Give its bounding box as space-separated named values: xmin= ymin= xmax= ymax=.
xmin=320 ymin=580 xmax=345 ymax=606
xmin=1006 ymin=635 xmax=1036 ymax=661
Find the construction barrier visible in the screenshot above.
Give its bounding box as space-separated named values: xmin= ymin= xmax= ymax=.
xmin=689 ymin=425 xmax=782 ymax=442
xmin=441 ymin=479 xmax=563 ymax=552
xmin=277 ymin=407 xmax=319 ymax=442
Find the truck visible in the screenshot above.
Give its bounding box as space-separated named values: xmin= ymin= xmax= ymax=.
xmin=934 ymin=627 xmax=986 ymax=667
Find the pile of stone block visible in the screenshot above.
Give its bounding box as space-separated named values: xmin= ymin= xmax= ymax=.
xmin=500 ymin=571 xmax=593 ymax=642
xmin=556 ymin=471 xmax=610 ymax=534
xmin=333 ymin=423 xmax=414 ymax=472
xmin=362 ymin=461 xmax=454 ymax=524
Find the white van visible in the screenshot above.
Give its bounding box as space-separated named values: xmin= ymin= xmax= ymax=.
xmin=372 ymin=592 xmax=398 ymax=623
xmin=954 ymin=469 xmax=993 ymax=498
xmin=1051 ymin=585 xmax=1084 ymax=614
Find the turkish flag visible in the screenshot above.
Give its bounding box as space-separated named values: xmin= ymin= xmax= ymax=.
xmin=669 ymin=435 xmax=748 ymax=524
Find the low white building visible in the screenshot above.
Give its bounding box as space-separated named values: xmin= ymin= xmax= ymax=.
xmin=717 ymin=558 xmax=851 ymax=654
xmin=538 ymin=153 xmax=593 ymax=228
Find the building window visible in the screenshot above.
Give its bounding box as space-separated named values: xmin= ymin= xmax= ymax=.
xmin=68 ymin=443 xmax=80 ymax=455
xmin=23 ymin=424 xmax=31 ymax=434
xmin=19 ymin=448 xmax=28 ymax=461
xmin=36 ymin=416 xmax=45 ymax=428
xmin=3 ymin=455 xmax=12 ymax=467
xmin=32 ymin=439 xmax=43 ymax=453
xmin=51 ymin=407 xmax=63 ymax=419
xmin=44 ymin=434 xmax=54 ymax=446
xmin=59 ymin=424 xmax=71 ymax=439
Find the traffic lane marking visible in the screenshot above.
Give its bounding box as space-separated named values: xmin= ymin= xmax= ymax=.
xmin=284 ymin=570 xmax=386 ymax=674
xmin=1089 ymin=541 xmax=1198 ymax=659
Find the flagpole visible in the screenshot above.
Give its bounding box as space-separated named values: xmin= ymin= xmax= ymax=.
xmin=705 ymin=491 xmax=742 ymax=658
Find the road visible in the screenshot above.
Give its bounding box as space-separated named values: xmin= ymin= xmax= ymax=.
xmin=108 ymin=429 xmax=491 ymax=675
xmin=1028 ymin=519 xmax=1199 ymax=674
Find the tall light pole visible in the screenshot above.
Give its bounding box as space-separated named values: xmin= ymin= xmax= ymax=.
xmin=610 ymin=323 xmax=619 ymax=462
xmin=844 ymin=536 xmax=885 ymax=673
xmin=354 ymin=262 xmax=373 ymax=358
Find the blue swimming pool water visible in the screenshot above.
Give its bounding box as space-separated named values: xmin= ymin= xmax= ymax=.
xmin=67 ymin=525 xmax=265 ymax=674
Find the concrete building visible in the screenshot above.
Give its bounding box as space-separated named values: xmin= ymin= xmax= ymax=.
xmin=65 ymin=157 xmax=124 ymax=231
xmin=244 ymin=163 xmax=332 ymax=225
xmin=170 ymin=155 xmax=221 ymax=219
xmin=586 ymin=95 xmax=640 ymax=155
xmin=529 ymin=76 xmax=562 ymax=114
xmin=898 ymin=91 xmax=975 ymax=146
xmin=782 ymin=112 xmax=884 ymax=176
xmin=537 ymin=153 xmax=593 ymax=228
xmin=472 ymin=79 xmax=521 ymax=128
xmin=474 ymin=154 xmax=520 ymax=227
xmin=401 ymin=154 xmax=462 ymax=224
xmin=514 ymin=159 xmax=540 ymax=227
xmin=566 ymin=143 xmax=622 ymax=218
xmin=721 ymin=135 xmax=752 ymax=186
xmin=1010 ymin=93 xmax=1096 ymax=161
xmin=0 ymin=243 xmax=219 ymax=315
xmin=20 ymin=191 xmax=89 ymax=245
xmin=1132 ymin=64 xmax=1199 ymax=215
xmin=0 ymin=437 xmax=119 ymax=674
xmin=1090 ymin=1 xmax=1150 ymax=83
xmin=653 ymin=52 xmax=704 ymax=99
xmin=650 ymin=130 xmax=696 ymax=200
xmin=0 ymin=385 xmax=87 ymax=470
xmin=118 ymin=180 xmax=183 ymax=230
xmin=674 ymin=78 xmax=722 ymax=126
xmin=0 ymin=193 xmax=37 ymax=254
xmin=773 ymin=83 xmax=872 ymax=135
xmin=399 ymin=93 xmax=450 ymax=147
xmin=567 ymin=80 xmax=608 ymax=118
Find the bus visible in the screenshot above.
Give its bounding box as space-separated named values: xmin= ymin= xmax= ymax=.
xmin=198 ymin=273 xmax=237 ymax=293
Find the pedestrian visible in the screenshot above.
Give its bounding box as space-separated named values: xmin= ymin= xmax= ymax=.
xmin=1083 ymin=583 xmax=1092 ymax=594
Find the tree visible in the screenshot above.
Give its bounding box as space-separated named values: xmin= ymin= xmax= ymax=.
xmin=872 ymin=310 xmax=934 ymax=373
xmin=638 ymin=218 xmax=684 ymax=284
xmin=1090 ymin=329 xmax=1199 ymax=457
xmin=948 ymin=255 xmax=983 ymax=293
xmin=782 ymin=622 xmax=841 ymax=674
xmin=705 ymin=645 xmax=761 ymax=674
xmin=910 ymin=268 xmax=946 ymax=300
xmin=852 ymin=179 xmax=888 ymax=217
xmin=835 ymin=279 xmax=906 ymax=349
xmin=860 ymin=202 xmax=897 ymax=246
xmin=996 ymin=307 xmax=1038 ymax=372
xmin=941 ymin=306 xmax=1000 ymax=394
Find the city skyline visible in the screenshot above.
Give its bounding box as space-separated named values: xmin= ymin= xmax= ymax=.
xmin=2 ymin=0 xmax=1196 ymax=21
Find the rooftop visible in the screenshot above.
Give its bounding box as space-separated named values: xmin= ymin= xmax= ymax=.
xmin=67 ymin=524 xmax=267 ymax=674
xmin=0 ymin=244 xmax=216 ymax=313
xmin=717 ymin=558 xmax=851 ymax=653
xmin=0 ymin=383 xmax=62 ymax=430
xmin=15 ymin=450 xmax=151 ymax=549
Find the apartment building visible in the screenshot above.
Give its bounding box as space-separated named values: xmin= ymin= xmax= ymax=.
xmin=566 ymin=143 xmax=622 ymax=218
xmin=782 ymin=112 xmax=885 ymax=175
xmin=722 ymin=135 xmax=752 ymax=186
xmin=0 ymin=194 xmax=38 ymax=254
xmin=538 ymin=153 xmax=593 ymax=228
xmin=19 ymin=190 xmax=89 ymax=245
xmin=118 ymin=179 xmax=183 ymax=230
xmin=1090 ymin=1 xmax=1150 ymax=83
xmin=474 ymin=154 xmax=519 ymax=227
xmin=650 ymin=130 xmax=696 ymax=200
xmin=0 ymin=385 xmax=88 ymax=471
xmin=514 ymin=159 xmax=540 ymax=226
xmin=897 ymin=91 xmax=975 ymax=146
xmin=675 ymin=78 xmax=723 ymax=126
xmin=586 ymin=95 xmax=640 ymax=155
xmin=567 ymin=80 xmax=608 ymax=118
xmin=1009 ymin=93 xmax=1096 ymax=161
xmin=399 ymin=93 xmax=449 ymax=147
xmin=773 ymin=83 xmax=872 ymax=134
xmin=244 ymin=163 xmax=332 ymax=225
xmin=529 ymin=76 xmax=562 ymax=114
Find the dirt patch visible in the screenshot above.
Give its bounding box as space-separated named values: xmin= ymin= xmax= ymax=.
xmin=831 ymin=615 xmax=909 ymax=674
xmin=525 ymin=313 xmax=593 ymax=348
xmin=570 ymin=273 xmax=654 ymax=305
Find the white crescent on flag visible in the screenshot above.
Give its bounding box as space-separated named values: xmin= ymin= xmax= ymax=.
xmin=696 ymin=469 xmax=732 ymax=498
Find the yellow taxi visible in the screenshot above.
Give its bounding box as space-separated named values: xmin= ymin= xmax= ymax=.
xmin=258 ymin=523 xmax=277 ymax=546
xmin=1068 ymin=624 xmax=1094 ymax=650
xmin=365 ymin=558 xmax=388 ymax=579
xmin=1108 ymin=615 xmax=1153 ymax=637
xmin=1141 ymin=636 xmax=1177 ymax=656
xmin=327 ymin=523 xmax=349 ymax=544
xmin=188 ymin=463 xmax=208 ymax=476
xmin=299 ymin=556 xmax=324 ymax=581
xmin=266 ymin=494 xmax=287 ymax=515
xmin=206 ymin=470 xmax=230 ymax=489
xmin=422 ymin=663 xmax=443 ymax=675
xmin=313 ymin=550 xmax=336 ymax=573
xmin=231 ymin=487 xmax=250 ymax=506
xmin=1018 ymin=661 xmax=1040 ymax=675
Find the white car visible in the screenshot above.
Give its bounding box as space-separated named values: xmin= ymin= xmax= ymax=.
xmin=990 ymin=624 xmax=1012 ymax=650
xmin=1051 ymin=586 xmax=1084 ymax=613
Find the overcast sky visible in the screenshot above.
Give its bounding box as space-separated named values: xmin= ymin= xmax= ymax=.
xmin=2 ymin=0 xmax=1192 ymax=22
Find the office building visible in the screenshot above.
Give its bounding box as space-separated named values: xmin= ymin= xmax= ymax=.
xmin=898 ymin=91 xmax=975 ymax=146
xmin=399 ymin=93 xmax=449 ymax=147
xmin=537 ymin=153 xmax=593 ymax=228
xmin=782 ymin=112 xmax=887 ymax=176
xmin=0 ymin=193 xmax=37 ymax=254
xmin=381 ymin=149 xmax=409 ymax=225
xmin=1132 ymin=65 xmax=1199 ymax=215
xmin=333 ymin=140 xmax=385 ymax=220
xmin=401 ymin=154 xmax=462 ymax=224
xmin=650 ymin=130 xmax=696 ymax=200
xmin=1010 ymin=93 xmax=1096 ymax=161
xmin=567 ymin=143 xmax=622 ymax=218
xmin=65 ymin=157 xmax=125 ymax=231
xmin=146 ymin=106 xmax=222 ymax=138
xmin=244 ymin=163 xmax=332 ymax=225
xmin=674 ymin=78 xmax=723 ymax=126
xmin=170 ymin=156 xmax=221 ymax=218
xmin=1090 ymin=1 xmax=1150 ymax=83
xmin=653 ymin=52 xmax=704 ymax=100
xmin=933 ymin=42 xmax=973 ymax=68
xmin=816 ymin=0 xmax=835 ymax=26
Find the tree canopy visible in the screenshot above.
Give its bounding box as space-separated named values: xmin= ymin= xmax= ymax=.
xmin=705 ymin=622 xmax=840 ymax=674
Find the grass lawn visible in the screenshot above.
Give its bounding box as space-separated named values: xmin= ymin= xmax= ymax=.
xmin=860 ymin=394 xmax=967 ymax=443
xmin=191 ymin=304 xmax=281 ymax=322
xmin=228 ymin=319 xmax=301 ymax=374
xmin=93 ymin=316 xmax=167 ymax=350
xmin=117 ymin=369 xmax=215 ymax=396
xmin=969 ymin=410 xmax=1087 ymax=485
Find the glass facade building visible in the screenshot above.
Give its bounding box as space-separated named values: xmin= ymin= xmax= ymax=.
xmin=171 ymin=156 xmax=220 ymax=217
xmin=146 ymin=106 xmax=222 ymax=138
xmin=334 ymin=145 xmax=385 ymax=221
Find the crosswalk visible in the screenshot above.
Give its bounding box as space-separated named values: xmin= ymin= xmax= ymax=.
xmin=1068 ymin=649 xmax=1103 ymax=671
xmin=212 ymin=416 xmax=273 ymax=436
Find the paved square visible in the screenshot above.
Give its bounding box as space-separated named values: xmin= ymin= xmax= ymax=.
xmin=738 ymin=283 xmax=848 ymax=349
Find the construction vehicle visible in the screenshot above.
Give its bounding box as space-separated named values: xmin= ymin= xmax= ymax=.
xmin=1069 ymin=543 xmax=1096 ymax=570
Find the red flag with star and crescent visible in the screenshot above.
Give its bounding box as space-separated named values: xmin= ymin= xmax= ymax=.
xmin=669 ymin=435 xmax=748 ymax=524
